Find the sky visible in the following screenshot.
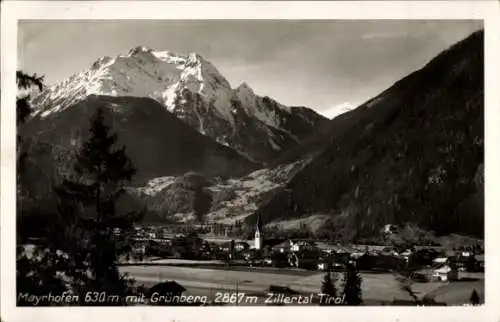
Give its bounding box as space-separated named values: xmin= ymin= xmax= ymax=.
xmin=18 ymin=20 xmax=482 ymax=118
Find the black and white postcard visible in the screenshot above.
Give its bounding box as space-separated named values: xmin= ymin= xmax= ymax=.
xmin=1 ymin=1 xmax=499 ymax=322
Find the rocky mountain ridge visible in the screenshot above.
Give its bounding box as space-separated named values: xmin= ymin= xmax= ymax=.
xmin=31 ymin=47 xmax=327 ymax=162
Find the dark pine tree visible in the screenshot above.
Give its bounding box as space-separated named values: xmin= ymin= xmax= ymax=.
xmin=469 ymin=289 xmax=481 ymax=305
xmin=320 ymin=271 xmax=337 ymax=306
xmin=343 ymin=262 xmax=363 ymax=305
xmin=53 ymin=107 xmax=144 ymax=305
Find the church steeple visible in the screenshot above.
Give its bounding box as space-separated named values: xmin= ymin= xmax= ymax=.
xmin=254 ymin=214 xmax=263 ymax=250
xmin=256 ymin=214 xmax=263 ymax=233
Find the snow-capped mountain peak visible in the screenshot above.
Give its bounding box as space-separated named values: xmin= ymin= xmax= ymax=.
xmin=90 ymin=55 xmax=115 ymax=70
xmin=30 ymin=45 xmax=327 ymax=162
xmin=151 ymin=50 xmax=187 ymax=65
xmin=127 ymin=45 xmax=153 ymax=56
xmin=32 ymin=46 xmax=235 ymax=119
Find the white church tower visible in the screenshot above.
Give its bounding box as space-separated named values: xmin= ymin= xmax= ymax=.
xmin=254 ymin=214 xmax=263 ymax=250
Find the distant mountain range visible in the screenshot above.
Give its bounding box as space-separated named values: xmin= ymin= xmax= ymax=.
xmin=20 ymin=30 xmax=484 ymax=240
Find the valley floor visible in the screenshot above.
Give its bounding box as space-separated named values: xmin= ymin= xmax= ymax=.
xmin=120 ymin=263 xmax=484 ymax=306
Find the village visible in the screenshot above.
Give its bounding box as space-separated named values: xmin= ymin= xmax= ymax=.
xmin=117 ymin=217 xmax=485 ymax=306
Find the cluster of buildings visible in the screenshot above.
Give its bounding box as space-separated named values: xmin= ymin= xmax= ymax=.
xmin=132 ymin=225 xmax=185 ymax=240
xmin=251 ymin=217 xmax=484 ymax=278
xmin=125 ymin=216 xmax=484 ymax=284
xmin=131 ymin=222 xmax=245 ymax=240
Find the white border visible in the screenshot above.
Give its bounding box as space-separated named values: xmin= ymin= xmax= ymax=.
xmin=2 ymin=1 xmax=500 ymax=322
